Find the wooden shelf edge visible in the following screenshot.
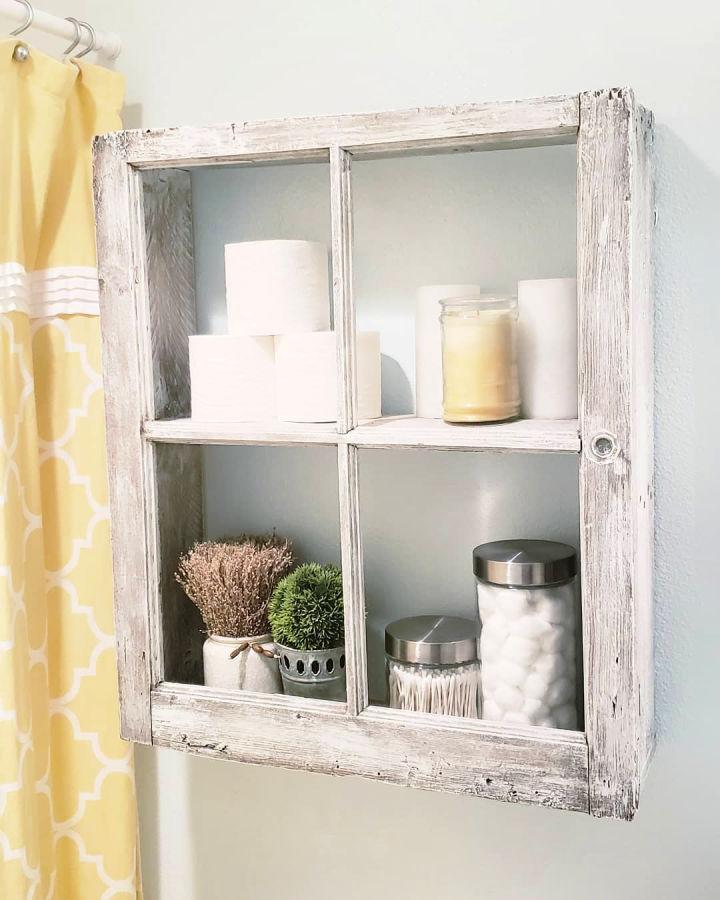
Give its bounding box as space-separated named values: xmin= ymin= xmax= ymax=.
xmin=142 ymin=416 xmax=580 ymax=453
xmin=349 ymin=416 xmax=581 ymax=453
xmin=151 ymin=685 xmax=589 ymax=813
xmin=142 ymin=418 xmax=339 ymax=446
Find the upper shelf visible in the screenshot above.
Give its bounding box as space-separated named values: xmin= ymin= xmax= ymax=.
xmin=349 ymin=416 xmax=579 ymax=452
xmin=143 ymin=415 xmax=580 ymax=453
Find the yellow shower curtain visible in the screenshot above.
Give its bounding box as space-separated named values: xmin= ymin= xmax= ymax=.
xmin=0 ymin=41 xmax=140 ymax=898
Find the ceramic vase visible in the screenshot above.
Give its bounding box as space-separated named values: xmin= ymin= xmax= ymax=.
xmin=203 ymin=633 xmax=281 ymax=693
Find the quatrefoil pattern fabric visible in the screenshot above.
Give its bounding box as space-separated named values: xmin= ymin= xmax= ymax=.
xmin=0 ymin=42 xmax=140 ymax=898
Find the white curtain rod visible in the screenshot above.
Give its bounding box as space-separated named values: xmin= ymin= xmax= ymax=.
xmin=0 ymin=0 xmax=121 ymax=59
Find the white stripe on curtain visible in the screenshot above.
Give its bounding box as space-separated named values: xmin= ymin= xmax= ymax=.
xmin=0 ymin=262 xmax=100 ymax=317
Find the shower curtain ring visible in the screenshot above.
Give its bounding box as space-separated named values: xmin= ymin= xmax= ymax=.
xmin=63 ymin=17 xmax=82 ymax=56
xmin=10 ymin=0 xmax=34 ymax=36
xmin=75 ymin=21 xmax=96 ymax=58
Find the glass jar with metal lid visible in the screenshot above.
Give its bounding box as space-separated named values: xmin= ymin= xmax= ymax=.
xmin=385 ymin=615 xmax=481 ymax=719
xmin=473 ymin=540 xmax=579 ymax=730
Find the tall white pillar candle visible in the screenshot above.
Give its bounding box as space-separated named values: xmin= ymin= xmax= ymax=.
xmin=225 ymin=240 xmax=330 ymax=336
xmin=517 ymin=278 xmax=578 ymax=419
xmin=275 ymin=331 xmax=381 ymax=423
xmin=415 ymin=284 xmax=482 ymax=418
xmin=189 ymin=335 xmax=276 ymax=421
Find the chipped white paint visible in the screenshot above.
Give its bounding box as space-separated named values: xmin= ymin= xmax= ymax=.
xmin=116 ymin=95 xmax=580 ymax=169
xmin=577 ymin=88 xmax=654 ymax=819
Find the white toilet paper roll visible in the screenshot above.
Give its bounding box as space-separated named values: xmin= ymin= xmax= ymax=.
xmin=275 ymin=331 xmax=381 ymax=423
xmin=415 ymin=284 xmax=482 ymax=418
xmin=225 ymin=240 xmax=330 ymax=336
xmin=517 ymin=278 xmax=578 ymax=419
xmin=189 ymin=335 xmax=276 ymax=421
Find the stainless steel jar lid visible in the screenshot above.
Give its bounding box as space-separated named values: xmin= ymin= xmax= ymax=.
xmin=385 ymin=615 xmax=479 ymax=665
xmin=473 ymin=539 xmax=577 ymax=587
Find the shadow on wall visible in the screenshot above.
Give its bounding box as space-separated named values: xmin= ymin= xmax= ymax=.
xmin=380 ymin=353 xmax=413 ymax=415
xmin=651 ymin=124 xmax=720 ymax=744
xmin=122 ymin=102 xmax=143 ymax=129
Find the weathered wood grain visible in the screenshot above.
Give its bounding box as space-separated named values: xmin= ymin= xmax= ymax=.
xmin=337 ymin=443 xmax=369 ymax=716
xmin=142 ymin=416 xmax=579 ymax=453
xmin=119 ymin=96 xmax=579 ymax=168
xmin=143 ymin=418 xmax=339 ymax=446
xmin=140 ymin=171 xmax=204 ymax=686
xmin=330 ymin=146 xmax=356 ymax=433
xmin=348 ymin=415 xmax=580 ymax=452
xmin=93 ymin=135 xmax=153 ymax=743
xmin=152 ymin=684 xmax=589 ymax=811
xmin=96 ymin=89 xmax=654 ymax=819
xmin=577 ymin=88 xmax=654 ymax=820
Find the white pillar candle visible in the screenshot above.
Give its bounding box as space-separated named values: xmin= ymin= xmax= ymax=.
xmin=517 ymin=277 xmax=578 ymax=419
xmin=189 ymin=335 xmax=276 ymax=421
xmin=225 ymin=240 xmax=330 ymax=336
xmin=415 ymin=284 xmax=482 ymax=418
xmin=275 ymin=331 xmax=381 ymax=423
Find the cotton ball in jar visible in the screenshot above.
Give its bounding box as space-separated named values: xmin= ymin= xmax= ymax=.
xmin=502 ymin=711 xmax=532 ymax=726
xmin=524 ymin=672 xmax=551 ymax=700
xmin=496 ymin=658 xmax=528 ymax=688
xmin=480 ymin=612 xmax=510 ymax=645
xmin=536 ymin=591 xmax=573 ymax=625
xmin=482 ymin=698 xmax=503 ymax=721
xmin=479 ymin=636 xmax=501 ymax=664
xmin=522 ymin=697 xmax=551 ymax=723
xmin=494 ymin=683 xmax=525 ymax=712
xmin=503 ymin=635 xmax=539 ymax=667
xmin=545 ymin=676 xmax=575 ymax=707
xmin=476 ymin=582 xmax=498 ymax=616
xmin=481 ymin=662 xmax=499 ymax=692
xmin=498 ymin=588 xmax=533 ymax=621
xmin=540 ymin=625 xmax=569 ymax=654
xmin=511 ymin=614 xmax=552 ymax=640
xmin=533 ymin=652 xmax=566 ymax=681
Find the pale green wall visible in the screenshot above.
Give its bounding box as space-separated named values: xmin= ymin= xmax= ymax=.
xmin=36 ymin=0 xmax=720 ymax=896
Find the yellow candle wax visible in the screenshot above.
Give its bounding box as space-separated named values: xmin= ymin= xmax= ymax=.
xmin=441 ymin=298 xmax=520 ymax=423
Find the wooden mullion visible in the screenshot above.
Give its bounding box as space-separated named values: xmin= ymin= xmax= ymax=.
xmin=577 ymin=88 xmax=654 ymax=819
xmin=337 ymin=442 xmax=369 ymax=716
xmin=330 ymin=145 xmax=355 ymax=433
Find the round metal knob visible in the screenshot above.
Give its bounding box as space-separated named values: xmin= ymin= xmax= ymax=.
xmin=13 ymin=43 xmax=30 ymax=62
xmin=588 ymin=432 xmax=619 ymax=463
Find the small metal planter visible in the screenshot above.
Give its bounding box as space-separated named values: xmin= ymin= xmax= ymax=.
xmin=275 ymin=644 xmax=346 ymax=701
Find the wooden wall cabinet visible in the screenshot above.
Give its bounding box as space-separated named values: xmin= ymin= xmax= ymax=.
xmin=93 ymin=88 xmax=654 ymax=820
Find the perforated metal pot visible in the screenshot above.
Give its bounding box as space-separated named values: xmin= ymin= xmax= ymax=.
xmin=275 ymin=643 xmax=346 ymax=701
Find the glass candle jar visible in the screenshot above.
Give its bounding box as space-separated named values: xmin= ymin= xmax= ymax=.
xmin=440 ymin=295 xmax=520 ymax=423
xmin=385 ymin=615 xmax=481 ymax=719
xmin=473 ymin=540 xmax=579 ymax=730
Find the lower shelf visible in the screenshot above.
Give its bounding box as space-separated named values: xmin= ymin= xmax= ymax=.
xmin=150 ymin=682 xmax=590 ymax=813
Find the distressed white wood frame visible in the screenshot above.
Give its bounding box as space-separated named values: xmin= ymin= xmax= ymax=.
xmin=93 ymin=89 xmax=654 ymax=819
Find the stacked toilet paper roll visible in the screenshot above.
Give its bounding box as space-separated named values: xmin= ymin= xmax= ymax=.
xmin=225 ymin=240 xmax=330 ymax=336
xmin=415 ymin=284 xmax=482 ymax=418
xmin=275 ymin=331 xmax=381 ymax=423
xmin=189 ymin=335 xmax=276 ymax=421
xmin=517 ymin=278 xmax=578 ymax=419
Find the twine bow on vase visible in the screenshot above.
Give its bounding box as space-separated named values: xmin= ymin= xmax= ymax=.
xmin=229 ymin=641 xmax=277 ymax=660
